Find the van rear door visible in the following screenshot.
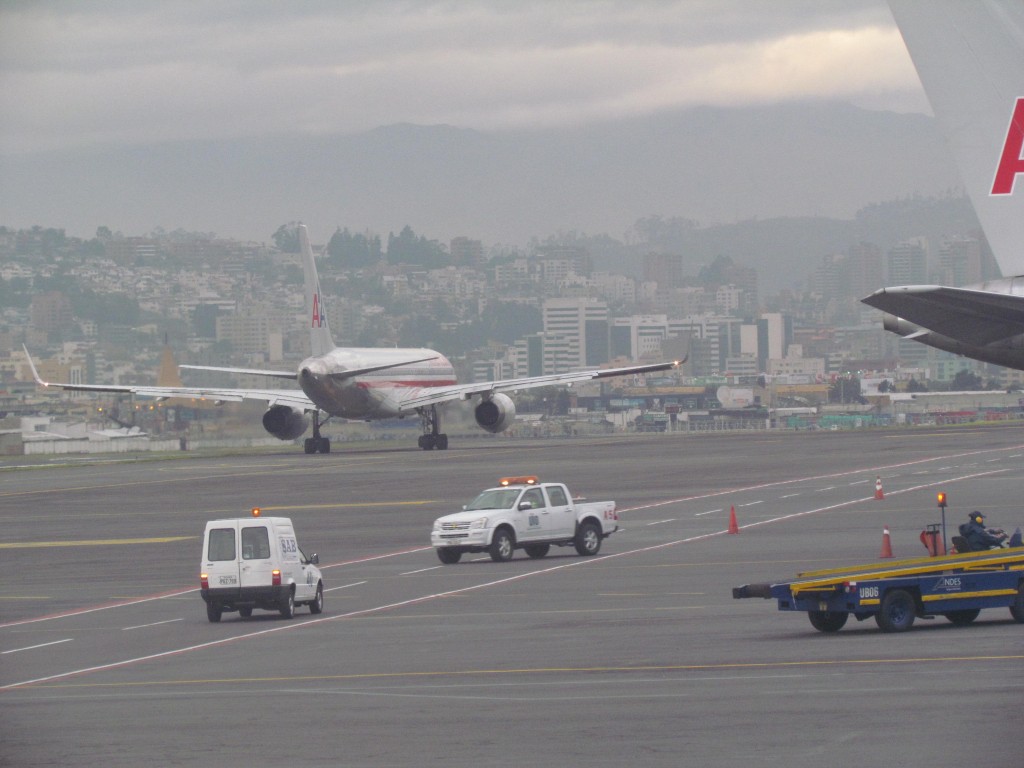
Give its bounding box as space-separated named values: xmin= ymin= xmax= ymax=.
xmin=204 ymin=521 xmax=242 ymax=595
xmin=239 ymin=522 xmax=276 ymax=591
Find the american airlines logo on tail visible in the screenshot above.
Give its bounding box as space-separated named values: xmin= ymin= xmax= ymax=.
xmin=311 ymin=286 xmax=325 ymax=328
xmin=991 ymin=97 xmax=1024 ymax=195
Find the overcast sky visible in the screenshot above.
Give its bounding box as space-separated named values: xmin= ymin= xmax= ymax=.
xmin=0 ymin=1 xmax=926 ymax=157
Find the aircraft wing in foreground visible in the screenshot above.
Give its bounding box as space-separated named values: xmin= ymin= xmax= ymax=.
xmin=863 ymin=1 xmax=1024 ymax=371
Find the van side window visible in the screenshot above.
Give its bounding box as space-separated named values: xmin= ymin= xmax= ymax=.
xmin=241 ymin=526 xmax=271 ymax=560
xmin=546 ymin=486 xmax=568 ymax=506
xmin=208 ymin=528 xmax=236 ymax=561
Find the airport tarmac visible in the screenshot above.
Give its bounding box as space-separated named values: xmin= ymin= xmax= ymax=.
xmin=2 ymin=427 xmax=1023 ymax=767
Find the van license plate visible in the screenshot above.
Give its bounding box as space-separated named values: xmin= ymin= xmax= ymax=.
xmin=218 ymin=575 xmax=238 ymax=585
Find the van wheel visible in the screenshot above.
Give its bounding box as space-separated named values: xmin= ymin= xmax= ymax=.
xmin=574 ymin=521 xmax=602 ymax=556
xmin=309 ymin=583 xmax=324 ymax=614
xmin=206 ymin=603 xmax=222 ymax=623
xmin=279 ymin=590 xmax=295 ymax=619
xmin=239 ymin=606 xmax=253 ymax=618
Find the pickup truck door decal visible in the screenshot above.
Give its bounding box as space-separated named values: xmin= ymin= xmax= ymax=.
xmin=518 ymin=488 xmax=547 ymax=541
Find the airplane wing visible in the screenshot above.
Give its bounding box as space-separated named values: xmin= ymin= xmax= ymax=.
xmin=861 ymin=286 xmax=1024 ymax=346
xmin=181 ymin=355 xmax=439 ymax=383
xmin=397 ymin=359 xmax=682 ymax=411
xmin=179 ymin=364 xmax=295 ymax=380
xmin=23 ymin=346 xmax=314 ymax=411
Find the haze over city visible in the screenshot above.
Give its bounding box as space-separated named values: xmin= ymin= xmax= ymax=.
xmin=0 ymin=1 xmax=948 ymax=247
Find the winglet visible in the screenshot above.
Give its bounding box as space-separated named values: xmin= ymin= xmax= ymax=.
xmin=22 ymin=345 xmax=48 ymax=387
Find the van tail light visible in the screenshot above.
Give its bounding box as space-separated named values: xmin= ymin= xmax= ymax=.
xmin=200 ymin=573 xmax=209 ymax=589
xmin=272 ymin=569 xmax=281 ymax=586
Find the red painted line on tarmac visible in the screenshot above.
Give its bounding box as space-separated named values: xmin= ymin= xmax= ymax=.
xmin=0 ymin=546 xmax=431 ymax=630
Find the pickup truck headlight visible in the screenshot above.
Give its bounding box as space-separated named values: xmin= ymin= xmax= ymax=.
xmin=470 ymin=517 xmax=488 ymax=529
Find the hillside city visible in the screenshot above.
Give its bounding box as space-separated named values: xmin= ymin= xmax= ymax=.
xmin=2 ymin=201 xmax=1020 ymax=444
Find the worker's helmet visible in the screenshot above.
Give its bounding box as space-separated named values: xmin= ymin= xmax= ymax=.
xmin=970 ymin=511 xmax=985 ymax=524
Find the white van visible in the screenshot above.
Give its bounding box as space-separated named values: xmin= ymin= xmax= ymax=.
xmin=200 ymin=510 xmax=324 ymax=622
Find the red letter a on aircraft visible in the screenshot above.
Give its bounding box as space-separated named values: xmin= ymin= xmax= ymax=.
xmin=311 ymin=291 xmax=322 ymax=328
xmin=991 ymin=98 xmax=1024 ymax=195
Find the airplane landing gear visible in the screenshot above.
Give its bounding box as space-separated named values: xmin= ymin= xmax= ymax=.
xmin=418 ymin=405 xmax=448 ymax=450
xmin=304 ymin=411 xmax=331 ymax=454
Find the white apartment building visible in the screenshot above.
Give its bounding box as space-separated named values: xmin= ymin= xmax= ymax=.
xmin=542 ymin=298 xmax=609 ymax=369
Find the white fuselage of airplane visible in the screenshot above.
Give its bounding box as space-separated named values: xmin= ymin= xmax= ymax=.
xmin=297 ymin=347 xmax=456 ymax=419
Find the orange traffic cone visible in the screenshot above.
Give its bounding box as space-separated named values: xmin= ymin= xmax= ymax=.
xmin=728 ymin=505 xmax=740 ymax=534
xmin=880 ymin=525 xmax=893 ymax=558
xmin=874 ymin=476 xmax=884 ymax=500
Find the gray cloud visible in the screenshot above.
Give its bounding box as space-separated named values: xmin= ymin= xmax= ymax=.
xmin=0 ymin=1 xmax=925 ymax=155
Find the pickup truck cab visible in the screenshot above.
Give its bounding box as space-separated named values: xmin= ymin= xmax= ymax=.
xmin=430 ymin=476 xmax=618 ymax=564
xmin=200 ymin=509 xmax=324 ymax=622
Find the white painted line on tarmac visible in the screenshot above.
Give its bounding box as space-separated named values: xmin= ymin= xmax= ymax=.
xmin=2 ymin=467 xmax=1012 ymax=692
xmin=738 ymin=500 xmax=763 ymax=506
xmin=3 ymin=639 xmax=72 ymax=655
xmin=324 ymin=581 xmax=366 ymax=593
xmin=694 ymin=510 xmax=719 ymax=517
xmin=647 ymin=519 xmax=677 ymax=525
xmin=123 ymin=618 xmax=183 ymax=631
xmin=0 ymin=589 xmax=197 ymax=630
xmin=402 ymin=566 xmax=443 ymax=575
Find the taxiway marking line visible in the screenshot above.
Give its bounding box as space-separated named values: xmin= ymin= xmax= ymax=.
xmin=13 ymin=654 xmax=1024 ymax=690
xmin=6 ymin=469 xmax=1003 ymax=691
xmin=0 ymin=536 xmax=194 ymax=549
xmin=122 ymin=619 xmax=183 ymax=631
xmin=3 ymin=639 xmax=73 ymax=655
xmin=324 ymin=581 xmax=366 ymax=593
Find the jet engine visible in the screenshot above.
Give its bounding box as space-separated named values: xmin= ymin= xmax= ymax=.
xmin=262 ymin=404 xmax=310 ymax=441
xmin=474 ymin=393 xmax=516 ymax=434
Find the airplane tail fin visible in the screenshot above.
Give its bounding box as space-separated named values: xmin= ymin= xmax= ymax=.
xmin=299 ymin=224 xmax=336 ymax=357
xmin=888 ymin=0 xmax=1024 ymax=277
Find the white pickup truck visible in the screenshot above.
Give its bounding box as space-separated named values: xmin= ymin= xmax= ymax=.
xmin=430 ymin=476 xmax=619 ymax=564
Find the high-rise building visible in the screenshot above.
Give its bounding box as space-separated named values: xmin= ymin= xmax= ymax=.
xmin=887 ymin=239 xmax=928 ymax=285
xmin=542 ymin=298 xmax=609 ymax=369
xmin=937 ymin=236 xmax=983 ymax=286
xmin=643 ymin=252 xmax=685 ymax=289
xmin=450 ymin=237 xmax=484 ymax=266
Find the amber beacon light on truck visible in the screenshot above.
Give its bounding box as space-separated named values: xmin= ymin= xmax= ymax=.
xmin=499 ymin=476 xmax=538 ymax=486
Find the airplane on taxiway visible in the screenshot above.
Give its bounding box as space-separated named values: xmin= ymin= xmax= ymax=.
xmin=25 ymin=224 xmax=680 ymax=454
xmin=861 ymin=0 xmax=1024 ymax=370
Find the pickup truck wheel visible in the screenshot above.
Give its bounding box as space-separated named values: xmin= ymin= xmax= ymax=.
xmin=574 ymin=521 xmax=602 ymax=556
xmin=206 ymin=602 xmax=222 ymax=623
xmin=239 ymin=606 xmax=253 ymax=618
xmin=524 ymin=544 xmax=550 ymax=559
xmin=875 ymin=589 xmax=915 ymax=632
xmin=437 ymin=547 xmax=462 ymax=564
xmin=808 ymin=610 xmax=848 ymax=633
xmin=1010 ymin=583 xmax=1024 ymax=622
xmin=309 ymin=583 xmax=324 ymax=614
xmin=489 ymin=528 xmax=515 ymax=562
xmin=945 ymin=609 xmax=980 ymax=626
xmin=279 ymin=589 xmax=295 ymax=619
